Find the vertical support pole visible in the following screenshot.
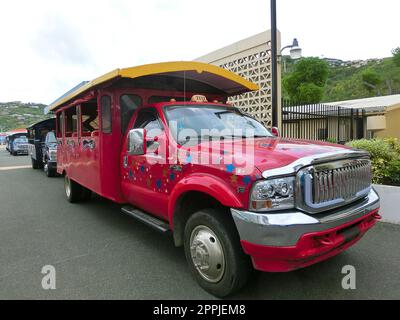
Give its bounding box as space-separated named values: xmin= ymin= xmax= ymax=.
xmin=271 ymin=0 xmax=278 ymax=128
xmin=337 ymin=107 xmax=341 ymax=143
xmin=350 ymin=108 xmax=354 ymax=141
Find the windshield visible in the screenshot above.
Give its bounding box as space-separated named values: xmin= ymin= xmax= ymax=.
xmin=164 ymin=105 xmax=272 ymax=145
xmin=46 ymin=132 xmax=57 ymax=143
xmin=14 ymin=137 xmax=27 ymax=143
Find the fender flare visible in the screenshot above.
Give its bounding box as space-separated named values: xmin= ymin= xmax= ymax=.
xmin=168 ymin=173 xmax=243 ymax=227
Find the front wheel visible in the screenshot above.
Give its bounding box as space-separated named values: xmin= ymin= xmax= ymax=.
xmin=184 ymin=209 xmax=252 ymax=298
xmin=44 ymin=161 xmax=56 ymax=177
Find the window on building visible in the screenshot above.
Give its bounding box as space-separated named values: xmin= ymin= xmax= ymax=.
xmin=101 ymin=96 xmax=112 ymax=134
xmin=120 ymin=94 xmax=142 ymax=134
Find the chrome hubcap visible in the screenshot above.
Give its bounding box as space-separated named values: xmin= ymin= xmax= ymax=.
xmin=190 ymin=225 xmax=225 ymax=283
xmin=64 ymin=176 xmax=71 ymax=198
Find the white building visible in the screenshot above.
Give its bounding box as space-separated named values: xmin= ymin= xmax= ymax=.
xmin=195 ymin=30 xmax=282 ymax=128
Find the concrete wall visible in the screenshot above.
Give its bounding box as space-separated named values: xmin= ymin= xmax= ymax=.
xmin=373 ymin=184 xmax=400 ymax=224
xmin=195 ymin=30 xmax=281 ymax=129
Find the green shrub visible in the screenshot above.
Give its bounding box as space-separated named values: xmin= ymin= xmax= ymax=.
xmin=346 ymin=138 xmax=400 ymax=186
xmin=326 ymin=137 xmax=337 ymax=144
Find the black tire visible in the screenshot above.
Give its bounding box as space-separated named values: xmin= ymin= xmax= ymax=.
xmin=31 ymin=157 xmax=39 ymax=169
xmin=80 ymin=186 xmax=92 ymax=201
xmin=183 ymin=209 xmax=252 ymax=298
xmin=64 ymin=175 xmax=83 ymax=203
xmin=44 ymin=160 xmax=56 ymax=177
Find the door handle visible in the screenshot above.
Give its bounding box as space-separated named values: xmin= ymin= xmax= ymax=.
xmin=123 ymin=155 xmax=128 ymax=168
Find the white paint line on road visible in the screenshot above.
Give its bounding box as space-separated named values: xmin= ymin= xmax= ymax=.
xmin=0 ymin=165 xmax=31 ymax=171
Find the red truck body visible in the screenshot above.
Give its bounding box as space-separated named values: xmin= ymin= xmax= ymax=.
xmin=50 ymin=61 xmax=380 ymax=297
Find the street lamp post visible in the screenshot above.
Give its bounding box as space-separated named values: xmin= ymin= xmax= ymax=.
xmin=270 ymin=0 xmax=302 ymax=129
xmin=270 ymin=0 xmax=278 ymax=128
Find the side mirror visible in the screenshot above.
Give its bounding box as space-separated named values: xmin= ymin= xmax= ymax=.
xmin=271 ymin=127 xmax=280 ymax=137
xmin=128 ymin=128 xmax=146 ymax=155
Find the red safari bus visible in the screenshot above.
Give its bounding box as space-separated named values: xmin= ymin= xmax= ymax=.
xmin=49 ymin=61 xmax=380 ymax=297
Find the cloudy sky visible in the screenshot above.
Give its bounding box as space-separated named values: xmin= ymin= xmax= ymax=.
xmin=0 ymin=0 xmax=398 ymax=104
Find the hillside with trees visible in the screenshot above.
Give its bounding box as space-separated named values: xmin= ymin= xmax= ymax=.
xmin=282 ymin=47 xmax=400 ymax=104
xmin=0 ymin=102 xmax=50 ymax=132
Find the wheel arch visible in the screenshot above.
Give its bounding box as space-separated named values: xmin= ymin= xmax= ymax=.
xmin=169 ymin=175 xmax=243 ymax=247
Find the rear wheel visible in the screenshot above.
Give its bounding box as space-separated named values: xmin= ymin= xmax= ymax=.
xmin=31 ymin=157 xmax=39 ymax=169
xmin=183 ymin=209 xmax=252 ymax=298
xmin=64 ymin=175 xmax=83 ymax=203
xmin=81 ymin=186 xmax=92 ymax=201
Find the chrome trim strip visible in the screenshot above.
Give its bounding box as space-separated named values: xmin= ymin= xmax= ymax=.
xmin=262 ymin=150 xmax=369 ymax=179
xmin=231 ymin=209 xmax=319 ymax=227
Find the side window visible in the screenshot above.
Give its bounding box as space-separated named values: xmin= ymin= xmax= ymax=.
xmin=56 ymin=112 xmax=63 ymax=138
xmin=101 ymin=95 xmax=112 ymax=134
xmin=133 ymin=109 xmax=163 ymax=139
xmin=81 ymin=100 xmax=99 ymax=134
xmin=64 ymin=107 xmax=77 ymax=137
xmin=120 ymin=94 xmax=142 ymax=134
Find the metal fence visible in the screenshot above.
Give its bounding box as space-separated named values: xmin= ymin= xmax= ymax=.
xmin=281 ymin=102 xmax=366 ymax=143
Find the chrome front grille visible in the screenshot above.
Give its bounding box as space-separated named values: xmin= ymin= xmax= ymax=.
xmin=297 ymin=158 xmax=372 ymax=213
xmin=49 ymin=150 xmax=57 ymax=161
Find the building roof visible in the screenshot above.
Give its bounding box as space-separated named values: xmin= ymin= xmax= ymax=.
xmin=47 ymin=61 xmax=259 ymax=113
xmin=325 ymin=94 xmax=400 ymax=113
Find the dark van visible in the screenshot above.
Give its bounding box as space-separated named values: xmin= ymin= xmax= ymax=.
xmin=27 ymin=118 xmax=57 ymax=176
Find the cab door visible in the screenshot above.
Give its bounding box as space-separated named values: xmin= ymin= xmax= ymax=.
xmin=121 ymin=107 xmax=169 ymax=219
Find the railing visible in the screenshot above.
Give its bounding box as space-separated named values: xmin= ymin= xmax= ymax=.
xmin=281 ymin=101 xmax=366 ymax=143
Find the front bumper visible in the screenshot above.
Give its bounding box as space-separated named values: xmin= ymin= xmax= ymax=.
xmin=47 ymin=161 xmax=57 ymax=170
xmin=231 ymin=188 xmax=380 ymax=272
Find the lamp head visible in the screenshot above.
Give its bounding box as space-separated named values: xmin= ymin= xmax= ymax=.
xmin=289 ymin=38 xmax=302 ymax=60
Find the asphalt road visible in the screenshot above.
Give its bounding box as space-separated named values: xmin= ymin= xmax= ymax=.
xmin=0 ymin=146 xmax=399 ymax=300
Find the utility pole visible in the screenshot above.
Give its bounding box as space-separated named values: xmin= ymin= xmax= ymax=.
xmin=270 ymin=0 xmax=278 ymax=128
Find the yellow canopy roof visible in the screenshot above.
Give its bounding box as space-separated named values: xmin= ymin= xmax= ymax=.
xmin=48 ymin=61 xmax=259 ymax=112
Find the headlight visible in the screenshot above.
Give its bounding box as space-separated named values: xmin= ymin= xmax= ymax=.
xmin=49 ymin=150 xmax=57 ymax=160
xmin=250 ymin=176 xmax=295 ymax=212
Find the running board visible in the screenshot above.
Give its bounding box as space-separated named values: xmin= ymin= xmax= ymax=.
xmin=121 ymin=206 xmax=170 ymax=233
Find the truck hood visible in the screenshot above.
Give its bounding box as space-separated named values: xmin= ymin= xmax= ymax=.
xmin=198 ymin=137 xmax=355 ymax=175
xmin=249 ymin=138 xmax=354 ymax=174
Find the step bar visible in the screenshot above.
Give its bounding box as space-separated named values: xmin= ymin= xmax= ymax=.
xmin=121 ymin=206 xmax=170 ymax=233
